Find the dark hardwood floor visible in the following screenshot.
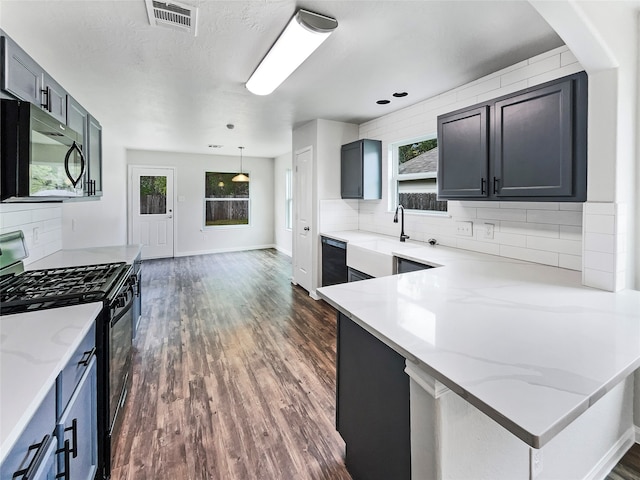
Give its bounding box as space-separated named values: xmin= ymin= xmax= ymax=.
xmin=111 ymin=249 xmax=352 ymax=480
xmin=111 ymin=248 xmax=640 ymax=480
xmin=607 ymin=444 xmax=640 ymax=480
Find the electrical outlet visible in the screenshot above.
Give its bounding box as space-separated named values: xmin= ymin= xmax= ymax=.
xmin=33 ymin=227 xmax=40 ymax=245
xmin=456 ymin=221 xmax=473 ymax=237
xmin=529 ymin=448 xmax=543 ymax=479
xmin=483 ymin=223 xmax=495 ymax=240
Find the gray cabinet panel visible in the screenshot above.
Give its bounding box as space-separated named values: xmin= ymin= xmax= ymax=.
xmin=1 ymin=35 xmax=42 ymax=104
xmin=66 ymin=95 xmax=88 ymax=138
xmin=494 ymin=80 xmax=573 ymax=197
xmin=437 ymin=105 xmax=489 ymax=198
xmin=86 ymin=115 xmax=103 ymax=196
xmin=42 ymin=73 xmax=66 ymax=124
xmin=341 ymin=139 xmax=382 ymax=199
xmin=337 ymin=312 xmax=411 ymax=480
xmin=57 ymin=357 xmax=98 ymax=480
xmin=0 ymin=386 xmax=56 ymax=480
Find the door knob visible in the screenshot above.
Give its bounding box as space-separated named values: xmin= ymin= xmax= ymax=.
xmin=303 ymin=226 xmax=310 ymax=231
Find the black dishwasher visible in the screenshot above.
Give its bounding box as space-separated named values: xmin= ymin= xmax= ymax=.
xmin=396 ymin=257 xmax=434 ymax=273
xmin=321 ymin=236 xmax=348 ymax=286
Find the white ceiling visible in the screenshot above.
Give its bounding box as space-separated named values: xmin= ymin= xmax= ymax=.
xmin=0 ymin=0 xmax=565 ymax=159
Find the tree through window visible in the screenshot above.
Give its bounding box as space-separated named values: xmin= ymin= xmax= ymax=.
xmin=204 ymin=172 xmax=250 ymax=226
xmin=396 ymin=137 xmax=447 ymax=212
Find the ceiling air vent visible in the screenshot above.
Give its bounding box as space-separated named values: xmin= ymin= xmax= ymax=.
xmin=145 ymin=0 xmax=198 ymax=36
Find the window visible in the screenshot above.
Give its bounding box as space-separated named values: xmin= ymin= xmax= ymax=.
xmin=204 ymin=172 xmax=250 ymax=226
xmin=394 ymin=136 xmax=447 ymax=212
xmin=285 ymin=169 xmax=293 ymax=230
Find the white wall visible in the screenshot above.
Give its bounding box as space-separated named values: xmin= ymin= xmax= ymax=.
xmin=127 ymin=149 xmax=274 ymax=257
xmin=352 ymin=46 xmax=586 ymax=271
xmin=292 ymin=119 xmax=358 ymax=296
xmin=531 ymin=2 xmax=639 ymax=292
xmin=274 ymin=151 xmax=292 ymax=257
xmin=61 ymin=138 xmax=128 ymax=249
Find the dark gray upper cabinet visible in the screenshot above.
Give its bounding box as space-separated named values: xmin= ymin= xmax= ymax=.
xmin=1 ymin=34 xmax=43 ymax=104
xmin=341 ymin=139 xmax=382 ymax=199
xmin=1 ymin=33 xmax=67 ymax=123
xmin=87 ymin=114 xmax=103 ymax=197
xmin=437 ymin=72 xmax=587 ymax=202
xmin=42 ymin=72 xmax=67 ymax=124
xmin=437 ymin=105 xmax=489 ymax=198
xmin=67 ymin=96 xmax=103 ymax=197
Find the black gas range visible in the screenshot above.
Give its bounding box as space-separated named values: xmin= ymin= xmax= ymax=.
xmin=0 ymin=231 xmax=138 ymax=480
xmin=0 ymin=262 xmax=130 ymax=315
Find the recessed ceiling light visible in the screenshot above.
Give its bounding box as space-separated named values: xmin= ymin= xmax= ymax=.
xmin=226 ymin=124 xmax=235 ymax=130
xmin=208 ymin=144 xmax=223 ymax=148
xmin=376 ymin=99 xmax=390 ymax=105
xmin=393 ymin=92 xmax=408 ymax=98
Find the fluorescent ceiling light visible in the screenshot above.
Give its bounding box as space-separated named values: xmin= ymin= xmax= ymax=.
xmin=246 ymin=9 xmax=338 ymax=96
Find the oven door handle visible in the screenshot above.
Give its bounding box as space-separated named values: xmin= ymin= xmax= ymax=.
xmin=110 ymin=291 xmax=134 ymax=327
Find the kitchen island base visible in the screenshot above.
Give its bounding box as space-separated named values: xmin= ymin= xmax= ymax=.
xmin=407 ymin=362 xmax=635 ymax=480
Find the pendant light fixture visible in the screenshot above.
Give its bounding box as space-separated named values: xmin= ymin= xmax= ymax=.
xmin=245 ymin=9 xmax=338 ymax=96
xmin=232 ymin=146 xmax=249 ymax=182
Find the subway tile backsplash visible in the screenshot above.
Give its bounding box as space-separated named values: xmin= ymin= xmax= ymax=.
xmin=0 ymin=204 xmax=62 ymax=265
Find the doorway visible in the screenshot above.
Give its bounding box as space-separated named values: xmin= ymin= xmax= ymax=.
xmin=294 ymin=146 xmax=313 ymax=293
xmin=129 ymin=166 xmax=175 ymax=259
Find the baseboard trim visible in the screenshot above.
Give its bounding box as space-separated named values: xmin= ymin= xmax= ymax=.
xmin=175 ymin=244 xmax=277 ymax=257
xmin=584 ymin=426 xmax=635 ymax=480
xmin=634 ymin=424 xmax=640 ymax=443
xmin=274 ymin=246 xmax=292 ymax=257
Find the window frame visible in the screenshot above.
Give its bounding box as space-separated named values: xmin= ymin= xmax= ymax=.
xmin=390 ymin=133 xmax=448 ymax=215
xmin=203 ymin=170 xmax=251 ymax=229
xmin=285 ymin=168 xmax=293 ymax=231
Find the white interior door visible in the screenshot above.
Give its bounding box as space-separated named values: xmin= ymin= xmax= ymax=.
xmin=294 ymin=147 xmax=313 ymax=293
xmin=130 ymin=166 xmax=175 ymax=259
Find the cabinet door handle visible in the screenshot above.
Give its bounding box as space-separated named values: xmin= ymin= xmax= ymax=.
xmin=78 ymin=347 xmax=96 ymax=366
xmin=56 ymin=439 xmax=71 ymax=480
xmin=12 ymin=434 xmax=50 ymax=479
xmin=481 ymin=178 xmax=486 ymax=195
xmin=62 ymin=418 xmax=78 ymax=458
xmin=40 ymin=87 xmax=51 ymax=111
xmin=493 ymin=176 xmax=499 ymax=194
xmin=303 ymin=226 xmax=310 ymax=231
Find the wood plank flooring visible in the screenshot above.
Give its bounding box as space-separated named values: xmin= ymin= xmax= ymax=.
xmin=111 ymin=248 xmax=640 ymax=480
xmin=110 ymin=249 xmax=352 ymax=480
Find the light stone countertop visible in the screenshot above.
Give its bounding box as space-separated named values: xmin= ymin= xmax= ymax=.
xmin=0 ymin=303 xmax=103 ymax=463
xmin=26 ymin=244 xmax=142 ymax=270
xmin=318 ymin=230 xmax=640 ymax=448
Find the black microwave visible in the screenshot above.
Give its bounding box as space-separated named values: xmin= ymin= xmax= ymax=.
xmin=1 ymin=99 xmax=86 ymax=202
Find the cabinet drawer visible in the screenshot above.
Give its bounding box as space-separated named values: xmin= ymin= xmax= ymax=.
xmin=57 ymin=323 xmax=96 ymax=417
xmin=1 ymin=386 xmax=55 ymax=480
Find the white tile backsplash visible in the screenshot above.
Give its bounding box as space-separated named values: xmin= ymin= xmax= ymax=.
xmin=0 ymin=204 xmax=63 ymax=264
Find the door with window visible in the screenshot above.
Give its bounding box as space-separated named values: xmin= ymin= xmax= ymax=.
xmin=130 ymin=167 xmax=175 ymax=259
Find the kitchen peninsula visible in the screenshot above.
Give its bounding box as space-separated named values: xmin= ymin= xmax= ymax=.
xmin=318 ymin=231 xmax=640 ymax=480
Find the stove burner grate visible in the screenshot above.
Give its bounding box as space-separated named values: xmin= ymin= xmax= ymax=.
xmin=0 ymin=262 xmax=128 ymax=315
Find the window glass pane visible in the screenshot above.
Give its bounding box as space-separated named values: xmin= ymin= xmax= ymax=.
xmin=205 ymin=200 xmax=249 ymax=225
xmin=204 ymin=171 xmax=250 ymax=227
xmin=285 ymin=169 xmax=292 ymax=230
xmin=205 ymin=172 xmax=249 ymax=198
xmin=139 ymin=175 xmax=167 ymax=214
xmin=396 ymin=138 xmax=447 ymax=212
